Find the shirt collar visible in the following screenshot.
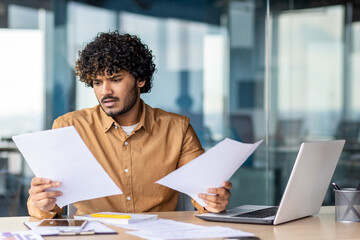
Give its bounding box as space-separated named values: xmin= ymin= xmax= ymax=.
xmin=100 ymin=99 xmax=152 ymax=134
xmin=100 ymin=106 xmax=116 ymax=132
xmin=136 ymin=99 xmax=152 ymax=134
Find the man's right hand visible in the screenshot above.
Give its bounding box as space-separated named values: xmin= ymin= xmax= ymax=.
xmin=28 ymin=177 xmax=62 ymax=211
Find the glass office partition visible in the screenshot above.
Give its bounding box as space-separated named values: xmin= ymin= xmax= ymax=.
xmin=0 ymin=3 xmax=53 ymax=216
xmin=225 ymin=0 xmax=271 ymax=207
xmin=270 ymin=2 xmax=360 ymax=204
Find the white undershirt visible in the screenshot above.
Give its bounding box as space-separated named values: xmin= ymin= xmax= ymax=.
xmin=120 ymin=123 xmax=139 ymax=136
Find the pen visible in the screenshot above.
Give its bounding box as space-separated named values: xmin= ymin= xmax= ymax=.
xmin=331 ymin=182 xmax=340 ymax=190
xmin=90 ymin=213 xmax=131 ymax=219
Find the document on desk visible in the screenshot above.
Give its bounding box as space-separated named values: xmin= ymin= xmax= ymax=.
xmin=156 ymin=138 xmax=263 ymax=207
xmin=1 ymin=231 xmax=44 ymax=240
xmin=123 ymin=218 xmax=254 ymax=239
xmin=12 ymin=126 xmax=122 ymax=208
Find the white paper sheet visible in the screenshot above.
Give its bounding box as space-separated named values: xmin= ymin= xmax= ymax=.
xmin=156 ymin=138 xmax=263 ymax=206
xmin=12 ymin=126 xmax=122 ymax=208
xmin=127 ymin=227 xmax=254 ymax=240
xmin=1 ymin=231 xmax=44 ymax=240
xmin=123 ymin=219 xmax=254 ymax=240
xmin=120 ymin=219 xmax=205 ymax=231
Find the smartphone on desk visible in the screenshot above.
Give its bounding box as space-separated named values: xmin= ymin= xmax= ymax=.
xmin=36 ymin=219 xmax=88 ymax=232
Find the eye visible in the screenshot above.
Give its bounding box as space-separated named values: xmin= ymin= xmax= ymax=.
xmin=112 ymin=78 xmax=122 ymax=83
xmin=92 ymin=80 xmax=101 ymax=86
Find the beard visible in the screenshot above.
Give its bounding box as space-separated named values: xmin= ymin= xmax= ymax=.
xmin=99 ymin=81 xmax=138 ymax=117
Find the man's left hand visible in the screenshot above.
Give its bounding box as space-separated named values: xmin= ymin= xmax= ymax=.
xmin=198 ymin=181 xmax=232 ymax=213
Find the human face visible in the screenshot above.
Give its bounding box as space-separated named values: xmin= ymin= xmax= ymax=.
xmin=92 ymin=70 xmax=144 ymax=118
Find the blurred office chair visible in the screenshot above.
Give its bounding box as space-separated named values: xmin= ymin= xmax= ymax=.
xmin=272 ymin=119 xmax=304 ymax=203
xmin=334 ymin=120 xmax=360 ymax=150
xmin=275 ymin=119 xmax=304 ymax=147
xmin=0 ymin=137 xmax=24 ymax=216
xmin=185 ymin=112 xmax=215 ymax=148
xmin=229 ymin=114 xmax=255 ymax=166
xmin=0 ymin=157 xmax=22 ymax=216
xmin=0 ymin=156 xmax=9 ymax=216
xmin=229 ymin=114 xmax=254 ymax=143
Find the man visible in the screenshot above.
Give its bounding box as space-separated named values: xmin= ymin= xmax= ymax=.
xmin=28 ymin=31 xmax=232 ymax=219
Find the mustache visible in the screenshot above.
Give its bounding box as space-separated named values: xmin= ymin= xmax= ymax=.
xmin=101 ymin=96 xmax=119 ymax=103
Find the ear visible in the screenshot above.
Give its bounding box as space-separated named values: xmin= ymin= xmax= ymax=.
xmin=137 ymin=80 xmax=146 ymax=88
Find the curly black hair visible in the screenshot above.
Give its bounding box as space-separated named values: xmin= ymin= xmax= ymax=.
xmin=75 ymin=31 xmax=156 ymax=93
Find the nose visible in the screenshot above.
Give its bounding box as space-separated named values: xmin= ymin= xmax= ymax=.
xmin=100 ymin=80 xmax=113 ymax=96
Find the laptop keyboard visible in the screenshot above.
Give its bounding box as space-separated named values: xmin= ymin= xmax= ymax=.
xmin=233 ymin=207 xmax=278 ymax=218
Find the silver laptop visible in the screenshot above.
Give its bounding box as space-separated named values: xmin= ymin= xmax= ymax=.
xmin=196 ymin=140 xmax=345 ymax=225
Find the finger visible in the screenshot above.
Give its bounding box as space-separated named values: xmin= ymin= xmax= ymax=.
xmin=198 ymin=193 xmax=229 ymax=204
xmin=222 ymin=181 xmax=232 ymax=190
xmin=29 ymin=183 xmax=60 ymax=195
xmin=31 ymin=190 xmax=63 ymax=202
xmin=206 ymin=188 xmax=231 ymax=201
xmin=29 ymin=182 xmax=62 ymax=195
xmin=205 ymin=200 xmax=226 ymax=209
xmin=31 ymin=177 xmax=51 ymax=186
xmin=207 ymin=187 xmax=227 ymax=195
xmin=198 ymin=193 xmax=219 ymax=203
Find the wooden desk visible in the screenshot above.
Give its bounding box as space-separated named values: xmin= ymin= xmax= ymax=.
xmin=0 ymin=207 xmax=359 ymax=239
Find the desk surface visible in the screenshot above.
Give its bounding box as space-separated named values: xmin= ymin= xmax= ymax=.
xmin=0 ymin=206 xmax=359 ymax=240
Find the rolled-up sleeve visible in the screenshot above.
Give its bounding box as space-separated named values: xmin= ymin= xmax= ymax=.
xmin=27 ymin=196 xmax=64 ymax=219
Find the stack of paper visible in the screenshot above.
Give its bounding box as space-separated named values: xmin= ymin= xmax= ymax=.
xmin=121 ymin=218 xmax=255 ymax=239
xmin=74 ymin=212 xmax=158 ymax=225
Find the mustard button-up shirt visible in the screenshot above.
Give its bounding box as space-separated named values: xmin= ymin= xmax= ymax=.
xmin=28 ymin=100 xmax=205 ymax=219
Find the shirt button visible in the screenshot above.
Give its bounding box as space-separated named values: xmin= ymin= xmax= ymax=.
xmin=125 ymin=169 xmax=129 ymax=173
xmin=127 ymin=196 xmax=131 ymax=201
xmin=124 ymin=141 xmax=128 ymax=146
